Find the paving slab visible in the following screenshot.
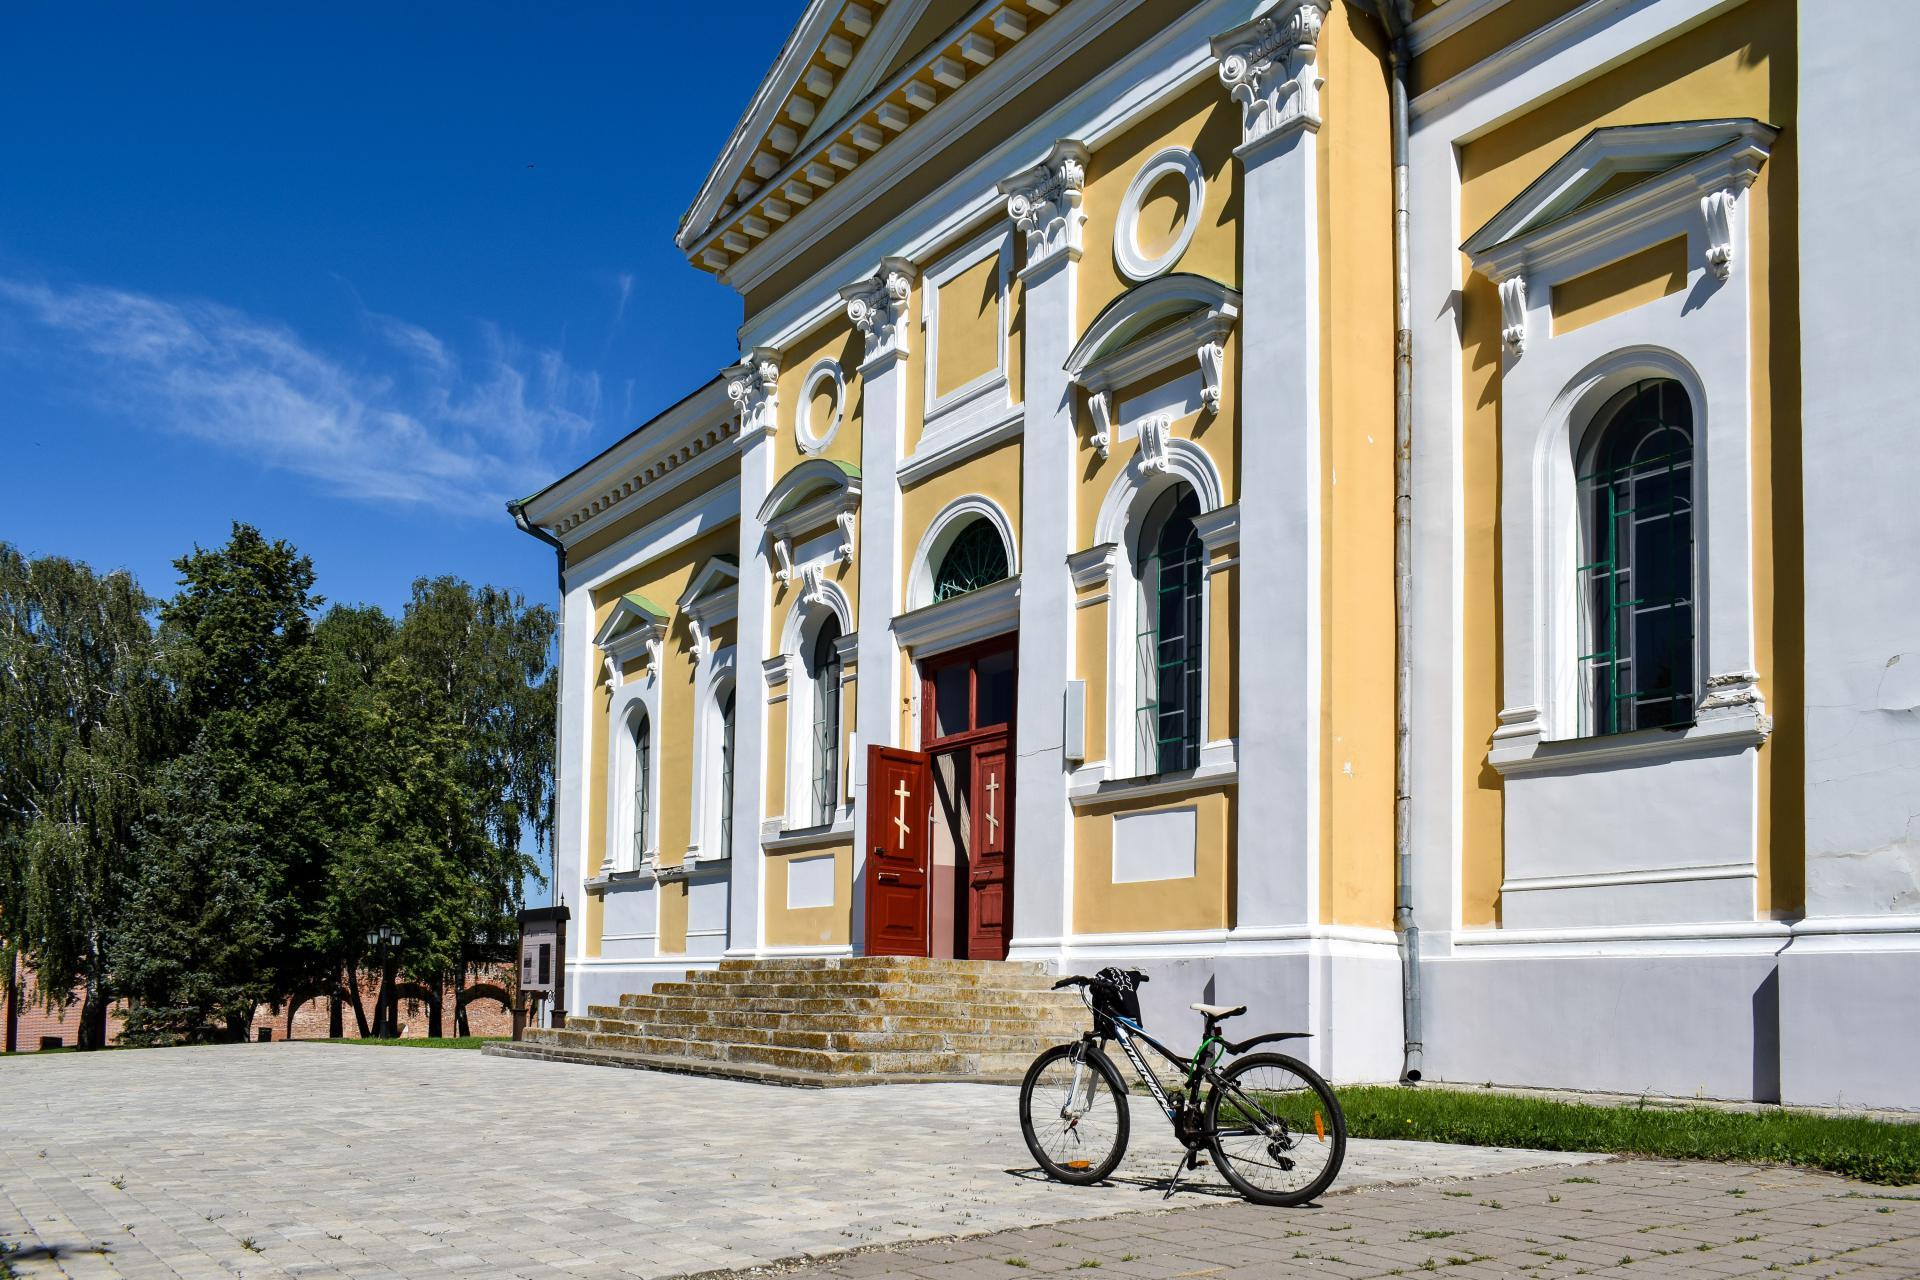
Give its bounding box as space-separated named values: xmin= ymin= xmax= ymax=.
xmin=1 ymin=1043 xmax=1595 ymax=1277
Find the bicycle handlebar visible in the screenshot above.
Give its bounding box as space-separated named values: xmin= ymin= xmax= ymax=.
xmin=1051 ymin=970 xmax=1149 ymax=990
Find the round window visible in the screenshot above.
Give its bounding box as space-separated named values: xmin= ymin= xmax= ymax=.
xmin=1114 ymin=147 xmax=1205 ymax=282
xmin=798 ymin=359 xmax=843 ymax=453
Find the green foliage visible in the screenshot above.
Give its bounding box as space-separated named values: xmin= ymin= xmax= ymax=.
xmin=3 ymin=522 xmax=556 ymax=1048
xmin=322 ymin=1035 xmax=504 ymax=1049
xmin=0 ymin=543 xmax=166 ymax=1047
xmin=1338 ymin=1086 xmax=1920 ymax=1184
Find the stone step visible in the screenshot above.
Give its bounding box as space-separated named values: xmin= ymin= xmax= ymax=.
xmin=585 ymin=1005 xmax=1085 ymax=1038
xmin=683 ymin=967 xmax=1063 ymax=992
xmin=622 ymin=992 xmax=1076 ymax=1021
xmin=557 ymin=1016 xmax=1066 ymax=1056
xmin=712 ymin=956 xmax=1051 ymax=977
xmin=645 ymin=981 xmax=1072 ymax=1005
xmin=484 ymin=1039 xmax=1031 ymax=1088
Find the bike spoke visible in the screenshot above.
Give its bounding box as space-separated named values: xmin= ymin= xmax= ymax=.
xmin=1209 ymin=1060 xmax=1339 ymax=1201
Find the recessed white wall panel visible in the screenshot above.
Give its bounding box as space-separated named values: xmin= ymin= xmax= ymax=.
xmin=786 ymin=853 xmax=838 ymax=910
xmin=1112 ymin=806 xmax=1197 ymax=883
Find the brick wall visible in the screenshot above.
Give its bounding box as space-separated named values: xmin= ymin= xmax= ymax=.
xmin=4 ymin=955 xmax=514 ymax=1051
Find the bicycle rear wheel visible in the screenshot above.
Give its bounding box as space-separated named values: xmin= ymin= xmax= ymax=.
xmin=1019 ymin=1042 xmax=1130 ymax=1185
xmin=1204 ymin=1052 xmax=1346 ymax=1206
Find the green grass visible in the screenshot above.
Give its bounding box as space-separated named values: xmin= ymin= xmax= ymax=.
xmin=319 ymin=1036 xmax=505 ymax=1050
xmin=1338 ymin=1086 xmax=1920 ymax=1185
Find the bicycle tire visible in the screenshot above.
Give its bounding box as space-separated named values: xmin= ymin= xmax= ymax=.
xmin=1203 ymin=1051 xmax=1346 ymax=1206
xmin=1019 ymin=1041 xmax=1131 ymax=1185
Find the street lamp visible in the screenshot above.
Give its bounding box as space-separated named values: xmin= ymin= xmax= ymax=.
xmin=365 ymin=925 xmax=400 ymax=1038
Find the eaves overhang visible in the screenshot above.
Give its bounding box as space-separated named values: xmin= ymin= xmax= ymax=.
xmin=513 ymin=376 xmax=738 ymax=545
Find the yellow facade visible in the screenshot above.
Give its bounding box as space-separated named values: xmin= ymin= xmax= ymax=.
xmin=1453 ymin=0 xmax=1799 ymax=923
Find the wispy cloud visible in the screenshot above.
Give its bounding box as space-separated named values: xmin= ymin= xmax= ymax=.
xmin=0 ymin=278 xmax=600 ymax=518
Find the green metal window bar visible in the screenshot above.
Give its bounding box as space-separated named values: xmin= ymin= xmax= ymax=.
xmin=932 ymin=519 xmax=1010 ymax=602
xmin=1135 ymin=487 xmax=1205 ymax=774
xmin=1576 ymin=379 xmax=1695 ymax=736
xmin=719 ymin=690 xmax=735 ymax=859
xmin=811 ymin=624 xmax=841 ymax=826
xmin=632 ymin=714 xmax=651 ymax=867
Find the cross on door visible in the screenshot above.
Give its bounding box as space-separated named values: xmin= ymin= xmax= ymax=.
xmin=892 ymin=778 xmax=912 ymax=846
xmin=984 ymin=771 xmax=1000 ymax=841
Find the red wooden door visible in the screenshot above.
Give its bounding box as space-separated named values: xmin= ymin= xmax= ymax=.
xmin=966 ymin=738 xmax=1013 ymax=960
xmin=864 ymin=744 xmax=932 ymax=957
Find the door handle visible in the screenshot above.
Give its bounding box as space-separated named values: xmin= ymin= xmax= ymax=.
xmin=876 ymin=872 xmax=902 ymax=883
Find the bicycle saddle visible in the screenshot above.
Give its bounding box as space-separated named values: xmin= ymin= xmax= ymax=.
xmin=1190 ymin=1002 xmax=1247 ymax=1019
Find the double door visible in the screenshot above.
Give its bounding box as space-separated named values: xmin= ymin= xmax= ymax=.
xmin=862 ymin=637 xmax=1015 ymax=960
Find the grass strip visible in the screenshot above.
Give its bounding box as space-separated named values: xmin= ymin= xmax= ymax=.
xmin=320 ymin=1036 xmax=504 ymax=1050
xmin=1338 ymin=1085 xmax=1920 ymax=1185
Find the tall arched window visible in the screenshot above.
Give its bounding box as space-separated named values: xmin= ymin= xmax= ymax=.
xmin=1135 ymin=484 xmax=1204 ymax=773
xmin=931 ymin=518 xmax=1010 ymax=601
xmin=1578 ymin=378 xmax=1695 ymax=735
xmin=718 ymin=689 xmax=736 ymax=859
xmin=630 ymin=712 xmax=652 ymax=866
xmin=808 ymin=620 xmax=842 ymax=826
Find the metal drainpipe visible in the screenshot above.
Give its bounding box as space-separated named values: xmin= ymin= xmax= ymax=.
xmin=1372 ymin=0 xmax=1423 ymax=1084
xmin=508 ymin=498 xmax=568 ymax=909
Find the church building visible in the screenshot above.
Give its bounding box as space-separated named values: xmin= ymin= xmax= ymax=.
xmin=509 ymin=0 xmax=1920 ymax=1108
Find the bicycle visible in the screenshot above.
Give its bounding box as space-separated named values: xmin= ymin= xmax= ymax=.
xmin=1017 ymin=967 xmax=1346 ymax=1206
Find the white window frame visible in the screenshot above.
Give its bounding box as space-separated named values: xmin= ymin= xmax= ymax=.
xmin=796 ymin=357 xmax=845 ymax=455
xmin=1470 ymin=121 xmax=1775 ymax=774
xmin=1073 ymin=437 xmax=1235 ymax=793
xmin=775 ymin=579 xmax=855 ymax=837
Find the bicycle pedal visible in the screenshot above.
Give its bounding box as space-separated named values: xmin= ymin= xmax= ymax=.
xmin=1184 ymin=1149 xmax=1200 ymax=1171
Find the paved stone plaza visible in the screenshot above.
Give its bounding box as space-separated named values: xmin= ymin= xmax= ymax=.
xmin=743 ymin=1159 xmax=1920 ymax=1279
xmin=0 ymin=1045 xmax=1911 ymax=1279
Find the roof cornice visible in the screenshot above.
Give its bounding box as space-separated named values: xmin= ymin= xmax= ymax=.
xmin=517 ymin=377 xmax=738 ymax=544
xmin=681 ymin=0 xmax=1085 ymax=279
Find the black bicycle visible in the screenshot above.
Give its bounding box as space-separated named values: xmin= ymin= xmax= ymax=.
xmin=1017 ymin=967 xmax=1346 ymax=1206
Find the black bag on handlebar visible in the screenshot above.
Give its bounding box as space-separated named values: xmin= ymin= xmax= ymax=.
xmin=1090 ymin=966 xmax=1144 ymax=1026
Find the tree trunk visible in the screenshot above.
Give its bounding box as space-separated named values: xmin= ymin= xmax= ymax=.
xmin=453 ymin=953 xmax=470 ymax=1037
xmin=347 ymin=966 xmax=371 ymax=1038
xmin=78 ymin=961 xmax=111 ymax=1051
xmin=328 ymin=974 xmax=345 ymax=1039
xmin=427 ymin=977 xmax=444 ymax=1039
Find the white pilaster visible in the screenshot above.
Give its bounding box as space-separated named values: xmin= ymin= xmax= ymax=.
xmin=1000 ymin=139 xmax=1088 ymax=954
xmin=557 ymin=580 xmax=594 ymax=1011
xmin=726 ymin=349 xmax=781 ymax=956
xmin=1213 ymin=5 xmax=1325 ymax=932
xmin=841 ymin=257 xmax=917 ymax=951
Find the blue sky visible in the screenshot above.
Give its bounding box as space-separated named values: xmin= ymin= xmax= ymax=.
xmin=0 ymin=3 xmax=798 ymax=617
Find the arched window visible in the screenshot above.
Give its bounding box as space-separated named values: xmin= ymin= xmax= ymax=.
xmin=1578 ymin=378 xmax=1695 ymax=735
xmin=1135 ymin=484 xmax=1204 ymax=773
xmin=718 ymin=689 xmax=736 ymax=859
xmin=630 ymin=711 xmax=652 ymax=866
xmin=931 ymin=519 xmax=1010 ymax=602
xmin=807 ymin=620 xmax=843 ymax=826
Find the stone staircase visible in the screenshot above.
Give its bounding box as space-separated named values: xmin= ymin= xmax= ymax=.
xmin=483 ymin=956 xmax=1090 ymax=1086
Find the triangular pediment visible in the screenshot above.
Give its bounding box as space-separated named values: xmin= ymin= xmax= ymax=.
xmin=676 ymin=557 xmax=740 ymax=613
xmin=1464 ymin=118 xmax=1776 ymax=261
xmin=594 ymin=592 xmax=670 ymax=651
xmin=678 ymin=0 xmax=1078 ymax=279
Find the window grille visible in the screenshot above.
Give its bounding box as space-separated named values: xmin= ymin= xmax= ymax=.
xmin=631 ymin=714 xmax=651 ymax=867
xmin=1135 ymin=486 xmax=1204 ymax=774
xmin=718 ymin=690 xmax=735 ymax=859
xmin=1577 ymin=378 xmax=1695 ymax=735
xmin=810 ymin=622 xmax=842 ymax=826
xmin=931 ymin=519 xmax=1009 ymax=602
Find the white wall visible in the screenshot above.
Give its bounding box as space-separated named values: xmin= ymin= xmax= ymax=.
xmin=1795 ymin=2 xmax=1920 ymax=918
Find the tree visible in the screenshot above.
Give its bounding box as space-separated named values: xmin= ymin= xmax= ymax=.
xmin=387 ymin=577 xmax=554 ymax=1032
xmin=0 ymin=544 xmax=166 ymax=1049
xmin=117 ymin=523 xmax=336 ymax=1042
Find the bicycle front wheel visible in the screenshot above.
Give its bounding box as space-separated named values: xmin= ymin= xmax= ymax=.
xmin=1019 ymin=1042 xmax=1130 ymax=1185
xmin=1204 ymin=1052 xmax=1346 ymax=1206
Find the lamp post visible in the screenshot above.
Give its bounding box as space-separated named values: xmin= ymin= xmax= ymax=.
xmin=364 ymin=925 xmax=400 ymax=1039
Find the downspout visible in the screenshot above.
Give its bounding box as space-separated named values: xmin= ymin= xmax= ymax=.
xmin=508 ymin=497 xmax=568 ymax=910
xmin=1372 ymin=0 xmax=1423 ymax=1084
